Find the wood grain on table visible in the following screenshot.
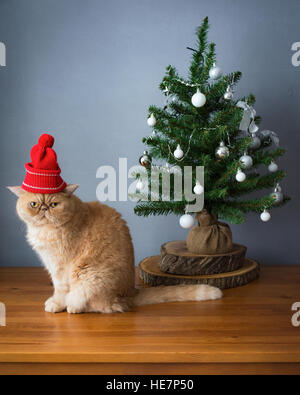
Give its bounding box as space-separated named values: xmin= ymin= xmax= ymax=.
xmin=0 ymin=266 xmax=299 ymax=375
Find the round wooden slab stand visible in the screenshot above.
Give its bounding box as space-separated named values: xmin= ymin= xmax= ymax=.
xmin=139 ymin=256 xmax=260 ymax=290
xmin=160 ymin=241 xmax=247 ymax=275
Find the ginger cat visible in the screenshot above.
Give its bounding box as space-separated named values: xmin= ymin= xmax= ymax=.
xmin=8 ymin=185 xmax=222 ymax=314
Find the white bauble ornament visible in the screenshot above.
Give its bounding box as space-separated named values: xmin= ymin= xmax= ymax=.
xmin=250 ymin=133 xmax=261 ymax=150
xmin=215 ymin=141 xmax=230 ymax=159
xmin=209 ymin=63 xmax=223 ymax=80
xmin=191 ymin=88 xmax=206 ymax=108
xmin=174 ymin=144 xmax=184 ymax=160
xmin=236 ymin=168 xmax=246 ymax=182
xmin=240 ymin=153 xmax=253 ymax=169
xmin=193 ymin=181 xmax=204 ymax=195
xmin=179 ymin=214 xmax=194 ymax=229
xmin=224 ymin=86 xmax=233 ymax=101
xmin=147 ymin=113 xmax=156 ymax=127
xmin=136 ymin=179 xmax=144 ymax=191
xmin=260 ymin=209 xmax=271 ymax=222
xmin=268 ymin=161 xmax=278 ymax=173
xmin=270 ymin=184 xmax=283 ymax=205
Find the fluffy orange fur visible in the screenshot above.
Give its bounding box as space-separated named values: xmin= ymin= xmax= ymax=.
xmin=8 ymin=185 xmax=222 ymax=314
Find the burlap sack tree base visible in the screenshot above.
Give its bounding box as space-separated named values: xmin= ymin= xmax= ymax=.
xmin=160 ymin=241 xmax=247 ymax=275
xmin=186 ymin=210 xmax=234 ymax=255
xmin=139 ymin=256 xmax=260 ymax=290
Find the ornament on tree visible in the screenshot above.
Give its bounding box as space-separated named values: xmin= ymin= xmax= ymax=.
xmin=139 ymin=151 xmax=152 ymax=167
xmin=224 ymin=85 xmax=234 ymax=101
xmin=215 ymin=141 xmax=230 ymax=159
xmin=260 ymin=130 xmax=280 ymax=147
xmin=174 ymin=144 xmax=184 ymax=160
xmin=147 ymin=113 xmax=156 ymax=127
xmin=209 ymin=63 xmax=222 ymax=80
xmin=270 ymin=183 xmax=283 ymax=205
xmin=260 ymin=209 xmax=271 ymax=222
xmin=193 ymin=181 xmax=204 ymax=195
xmin=268 ymin=161 xmax=278 ymax=173
xmin=250 ymin=133 xmax=261 ymax=150
xmin=179 ymin=213 xmax=194 ymax=229
xmin=136 ymin=178 xmax=144 ymax=191
xmin=191 ymin=88 xmax=206 ymax=107
xmin=236 ymin=168 xmax=246 ymax=182
xmin=236 ymin=101 xmax=259 ymax=133
xmin=240 ymin=152 xmax=253 ymax=169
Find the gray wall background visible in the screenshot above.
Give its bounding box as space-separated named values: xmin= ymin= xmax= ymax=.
xmin=0 ymin=0 xmax=299 ymax=267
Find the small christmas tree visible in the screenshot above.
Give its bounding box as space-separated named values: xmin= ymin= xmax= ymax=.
xmin=134 ymin=17 xmax=289 ymax=254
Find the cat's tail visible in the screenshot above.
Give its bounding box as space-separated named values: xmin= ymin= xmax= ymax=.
xmin=133 ymin=284 xmax=222 ymax=306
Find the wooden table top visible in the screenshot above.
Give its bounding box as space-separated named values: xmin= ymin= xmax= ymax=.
xmin=0 ymin=266 xmax=300 ymax=365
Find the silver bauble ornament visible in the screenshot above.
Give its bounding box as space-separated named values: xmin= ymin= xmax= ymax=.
xmin=250 ymin=133 xmax=261 ymax=150
xmin=268 ymin=161 xmax=278 ymax=172
xmin=209 ymin=63 xmax=223 ymax=80
xmin=215 ymin=141 xmax=230 ymax=159
xmin=224 ymin=86 xmax=233 ymax=101
xmin=191 ymin=88 xmax=206 ymax=108
xmin=139 ymin=151 xmax=152 ymax=167
xmin=270 ymin=184 xmax=283 ymax=205
xmin=240 ymin=152 xmax=253 ymax=169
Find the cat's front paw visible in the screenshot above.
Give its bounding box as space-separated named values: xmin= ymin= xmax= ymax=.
xmin=45 ymin=297 xmax=66 ymax=313
xmin=66 ymin=291 xmax=86 ymax=314
xmin=67 ymin=305 xmax=84 ymax=314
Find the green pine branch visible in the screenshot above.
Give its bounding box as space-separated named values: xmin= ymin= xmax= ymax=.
xmin=134 ymin=201 xmax=186 ymax=217
xmin=189 ymin=16 xmax=209 ymax=82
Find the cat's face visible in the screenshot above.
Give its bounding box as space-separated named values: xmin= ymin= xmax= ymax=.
xmin=8 ymin=185 xmax=79 ymax=227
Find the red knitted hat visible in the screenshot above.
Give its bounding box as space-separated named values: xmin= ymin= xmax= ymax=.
xmin=22 ymin=134 xmax=67 ymax=194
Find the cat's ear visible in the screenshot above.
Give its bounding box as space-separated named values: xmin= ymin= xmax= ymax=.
xmin=63 ymin=184 xmax=79 ymax=195
xmin=7 ymin=186 xmax=25 ymax=197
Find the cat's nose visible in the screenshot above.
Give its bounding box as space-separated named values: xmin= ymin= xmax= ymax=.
xmin=41 ymin=206 xmax=48 ymax=211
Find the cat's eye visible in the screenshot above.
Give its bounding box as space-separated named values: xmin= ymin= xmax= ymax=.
xmin=30 ymin=202 xmax=38 ymax=208
xmin=50 ymin=202 xmax=58 ymax=208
